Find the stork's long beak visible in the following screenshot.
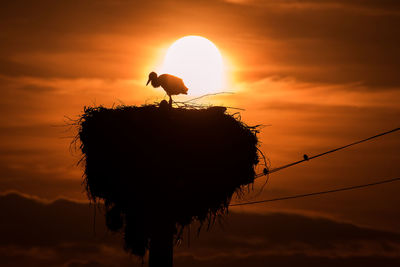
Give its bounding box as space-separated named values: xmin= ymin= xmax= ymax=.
xmin=146 ymin=78 xmax=150 ymax=86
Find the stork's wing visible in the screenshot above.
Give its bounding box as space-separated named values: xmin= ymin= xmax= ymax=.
xmin=159 ymin=74 xmax=188 ymax=95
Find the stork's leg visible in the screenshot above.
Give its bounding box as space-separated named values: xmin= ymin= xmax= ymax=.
xmin=168 ymin=95 xmax=172 ymax=106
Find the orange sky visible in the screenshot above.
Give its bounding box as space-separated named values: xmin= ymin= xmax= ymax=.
xmin=1 ymin=0 xmax=400 ymax=245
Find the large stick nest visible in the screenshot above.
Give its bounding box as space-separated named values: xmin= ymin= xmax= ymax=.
xmin=77 ymin=102 xmax=260 ymax=256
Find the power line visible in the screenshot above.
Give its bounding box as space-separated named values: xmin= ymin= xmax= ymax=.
xmin=256 ymin=127 xmax=400 ymax=178
xmin=233 ymin=127 xmax=400 ymax=207
xmin=230 ymin=177 xmax=400 ymax=206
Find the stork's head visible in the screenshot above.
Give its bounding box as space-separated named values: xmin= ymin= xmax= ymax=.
xmin=146 ymin=72 xmax=158 ymax=86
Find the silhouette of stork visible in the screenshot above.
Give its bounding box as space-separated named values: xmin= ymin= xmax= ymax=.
xmin=146 ymin=72 xmax=188 ymax=106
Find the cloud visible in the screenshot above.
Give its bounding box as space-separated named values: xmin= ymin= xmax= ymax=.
xmin=1 ymin=0 xmax=399 ymax=87
xmin=175 ymin=254 xmax=400 ymax=267
xmin=1 ymin=192 xmax=400 ymax=266
xmin=0 ymin=2 xmax=399 ymax=262
xmin=176 ymin=212 xmax=400 ymax=257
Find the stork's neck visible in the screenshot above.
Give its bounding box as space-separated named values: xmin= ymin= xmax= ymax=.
xmin=151 ymin=78 xmax=160 ymax=88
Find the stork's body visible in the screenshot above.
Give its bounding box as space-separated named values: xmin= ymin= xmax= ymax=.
xmin=146 ymin=72 xmax=188 ymax=105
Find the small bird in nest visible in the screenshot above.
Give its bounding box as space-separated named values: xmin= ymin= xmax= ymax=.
xmin=146 ymin=72 xmax=188 ymax=106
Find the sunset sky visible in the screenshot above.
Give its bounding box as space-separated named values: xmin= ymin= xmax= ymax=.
xmin=1 ymin=0 xmax=400 ymax=266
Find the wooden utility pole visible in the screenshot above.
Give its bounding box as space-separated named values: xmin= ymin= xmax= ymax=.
xmin=148 ymin=223 xmax=174 ymax=267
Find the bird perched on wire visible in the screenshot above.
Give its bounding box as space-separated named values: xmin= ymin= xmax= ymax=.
xmin=146 ymin=72 xmax=188 ymax=106
xmin=303 ymin=154 xmax=309 ymax=161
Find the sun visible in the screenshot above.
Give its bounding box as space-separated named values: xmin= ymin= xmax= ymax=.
xmin=159 ymin=36 xmax=225 ymax=96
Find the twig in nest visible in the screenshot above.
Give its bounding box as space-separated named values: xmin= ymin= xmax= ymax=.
xmin=183 ymin=92 xmax=234 ymax=103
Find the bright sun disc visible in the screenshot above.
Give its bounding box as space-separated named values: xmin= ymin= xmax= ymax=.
xmin=160 ymin=36 xmax=225 ymax=95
